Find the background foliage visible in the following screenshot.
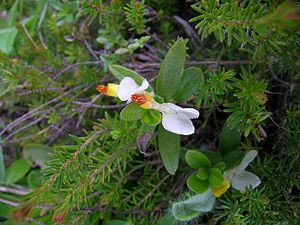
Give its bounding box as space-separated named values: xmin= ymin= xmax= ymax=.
xmin=0 ymin=0 xmax=299 ymax=224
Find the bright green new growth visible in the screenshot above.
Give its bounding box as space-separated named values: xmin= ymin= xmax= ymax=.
xmin=185 ymin=150 xmax=224 ymax=193
xmin=124 ymin=0 xmax=146 ymax=34
xmin=185 ymin=122 xmax=244 ymax=195
xmin=185 ymin=150 xmax=211 ymax=169
xmin=190 ymin=0 xmax=299 ymax=59
xmin=224 ymin=68 xmax=271 ymax=140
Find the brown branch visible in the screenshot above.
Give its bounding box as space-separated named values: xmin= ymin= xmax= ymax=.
xmin=135 ymin=174 xmax=171 ymax=208
xmin=2 ymin=83 xmax=94 ymax=143
xmin=41 ymin=129 xmax=107 ymax=190
xmin=173 ymin=15 xmax=200 ymax=46
xmin=0 ymin=84 xmax=87 ymax=136
xmin=83 ymin=39 xmax=98 ymax=60
xmin=125 ymin=60 xmax=263 ymax=70
xmin=0 ymin=185 xmax=29 ymax=195
xmin=18 ymin=87 xmax=67 ymax=96
xmin=37 ymin=0 xmax=49 ymax=49
xmin=2 ymin=101 xmax=65 ymax=142
xmin=75 ymin=75 xmax=110 ymax=126
xmin=6 ymin=133 xmax=38 ymax=144
xmin=73 ymin=101 xmax=127 ymax=109
xmin=21 ymin=24 xmax=38 ymax=49
xmin=51 ymin=61 xmax=103 ymax=80
xmin=76 ymin=94 xmax=102 ymax=127
xmin=81 ymin=205 xmax=162 ymax=215
xmin=0 ymin=197 xmax=20 ymax=206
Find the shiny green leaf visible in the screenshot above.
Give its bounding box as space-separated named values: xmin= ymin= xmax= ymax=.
xmin=0 ymin=28 xmax=18 ymax=54
xmin=120 ymin=103 xmax=142 ymax=121
xmin=185 ymin=150 xmax=211 ymax=169
xmin=156 ymin=38 xmax=187 ymax=100
xmin=5 ymin=158 xmax=31 ymax=185
xmin=27 ymin=170 xmax=42 ymax=188
xmin=109 ymin=65 xmax=144 ymax=84
xmin=158 ymin=124 xmax=180 ymax=175
xmin=173 ymin=67 xmax=202 ymax=102
xmin=187 ymin=174 xmax=209 ymax=194
xmin=23 ymin=143 xmax=54 ymax=169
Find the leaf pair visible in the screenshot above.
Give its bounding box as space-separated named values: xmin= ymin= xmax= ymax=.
xmin=185 ymin=150 xmax=224 ymax=193
xmin=156 ymin=38 xmax=201 ymax=103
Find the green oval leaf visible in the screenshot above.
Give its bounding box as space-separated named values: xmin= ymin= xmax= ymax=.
xmin=187 ymin=174 xmax=209 ymax=194
xmin=23 ymin=143 xmax=54 ymax=169
xmin=120 ymin=103 xmax=142 ymax=121
xmin=109 ymin=65 xmax=153 ymax=92
xmin=141 ymin=109 xmax=161 ymax=126
xmin=185 ymin=150 xmax=211 ymax=169
xmin=156 ymin=38 xmax=187 ymax=100
xmin=158 ymin=124 xmax=180 ymax=175
xmin=5 ymin=158 xmax=31 ymax=185
xmin=109 ymin=65 xmax=144 ymax=83
xmin=173 ymin=67 xmax=202 ymax=102
xmin=27 ymin=170 xmax=42 ymax=188
xmin=0 ymin=27 xmax=18 ymax=55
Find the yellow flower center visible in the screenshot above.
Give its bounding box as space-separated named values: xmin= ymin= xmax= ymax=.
xmin=131 ymin=93 xmax=154 ymax=109
xmin=212 ymin=181 xmax=230 ymax=197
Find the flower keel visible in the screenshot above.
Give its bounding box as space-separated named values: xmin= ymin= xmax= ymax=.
xmin=96 ymin=83 xmax=119 ymax=97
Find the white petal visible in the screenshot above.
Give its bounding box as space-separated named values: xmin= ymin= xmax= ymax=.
xmin=164 ymin=103 xmax=183 ymax=111
xmin=137 ymin=79 xmax=149 ymax=93
xmin=234 ymin=150 xmax=258 ymax=174
xmin=164 ymin=103 xmax=199 ymax=119
xmin=181 ymin=108 xmax=200 ymax=119
xmin=161 ymin=112 xmax=195 ymax=135
xmin=117 ymin=77 xmax=139 ymax=101
xmin=231 ymin=171 xmax=261 ymax=192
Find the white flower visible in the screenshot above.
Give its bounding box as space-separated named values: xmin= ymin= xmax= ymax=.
xmin=156 ymin=103 xmax=199 ymax=135
xmin=117 ymin=77 xmax=149 ymax=103
xmin=224 ymin=150 xmax=261 ymax=192
xmin=98 ymin=77 xmax=200 ymax=135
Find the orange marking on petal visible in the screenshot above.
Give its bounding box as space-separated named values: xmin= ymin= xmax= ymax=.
xmin=131 ymin=94 xmax=147 ymax=105
xmin=96 ymin=85 xmax=108 ymax=94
